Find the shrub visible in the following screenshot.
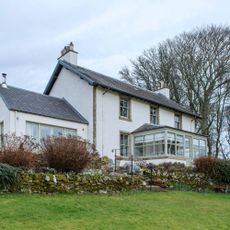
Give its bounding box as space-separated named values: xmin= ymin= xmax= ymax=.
xmin=194 ymin=156 xmax=216 ymax=176
xmin=212 ymin=159 xmax=230 ymax=184
xmin=0 ymin=134 xmax=38 ymax=168
xmin=194 ymin=156 xmax=230 ymax=184
xmin=42 ymin=136 xmax=96 ymax=173
xmin=0 ymin=163 xmax=20 ymax=190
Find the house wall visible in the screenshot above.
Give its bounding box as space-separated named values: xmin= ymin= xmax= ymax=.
xmin=48 ymin=67 xmax=94 ymax=142
xmin=95 ymin=87 xmax=195 ymax=159
xmin=8 ymin=111 xmax=88 ymax=139
xmin=0 ymin=97 xmax=10 ymax=133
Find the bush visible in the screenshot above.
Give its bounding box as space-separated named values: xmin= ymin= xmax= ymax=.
xmin=213 ymin=160 xmax=230 ymax=184
xmin=0 ymin=163 xmax=20 ymax=190
xmin=42 ymin=136 xmax=96 ymax=173
xmin=194 ymin=156 xmax=216 ymax=175
xmin=0 ymin=134 xmax=38 ymax=168
xmin=194 ymin=156 xmax=230 ymax=184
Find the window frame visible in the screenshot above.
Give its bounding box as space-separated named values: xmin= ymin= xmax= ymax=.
xmin=150 ymin=105 xmax=159 ymax=125
xmin=174 ymin=113 xmax=182 ymax=129
xmin=26 ymin=121 xmax=78 ymax=142
xmin=120 ymin=132 xmax=130 ymax=156
xmin=119 ymin=96 xmax=131 ymax=120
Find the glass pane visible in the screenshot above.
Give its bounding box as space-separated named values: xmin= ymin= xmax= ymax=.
xmin=167 ymin=132 xmax=176 ymax=141
xmin=65 ymin=128 xmax=77 ymax=137
xmin=155 ymin=132 xmax=164 ymax=141
xmin=121 ymin=146 xmax=128 ymax=156
xmin=144 ymin=134 xmax=154 ymax=143
xmin=135 ymin=146 xmax=144 ymax=157
xmin=155 ymin=143 xmax=165 ymax=155
xmin=199 ymin=140 xmax=206 ymax=156
xmin=26 ymin=122 xmax=39 ymax=141
xmin=134 ymin=136 xmax=144 ymax=144
xmin=185 ymin=136 xmax=192 ymax=158
xmin=53 ymin=127 xmax=63 ymax=137
xmin=193 ymin=139 xmax=199 ymax=158
xmin=40 ymin=125 xmax=51 ymax=139
xmin=145 ymin=144 xmax=154 ymax=156
xmin=176 ymin=135 xmax=184 ymax=156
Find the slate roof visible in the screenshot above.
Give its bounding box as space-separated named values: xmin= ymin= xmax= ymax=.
xmin=132 ymin=123 xmax=206 ymax=137
xmin=44 ymin=60 xmax=201 ymax=118
xmin=0 ymin=86 xmax=88 ymax=124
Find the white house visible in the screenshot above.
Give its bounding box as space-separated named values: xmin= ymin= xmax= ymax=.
xmin=0 ymin=43 xmax=207 ymax=165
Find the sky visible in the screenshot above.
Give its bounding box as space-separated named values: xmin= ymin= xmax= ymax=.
xmin=0 ymin=0 xmax=230 ymax=93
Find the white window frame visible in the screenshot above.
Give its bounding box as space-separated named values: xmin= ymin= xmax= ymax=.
xmin=120 ymin=132 xmax=129 ymax=156
xmin=174 ymin=114 xmax=182 ymax=129
xmin=150 ymin=106 xmax=158 ymax=125
xmin=26 ymin=122 xmax=78 ymax=142
xmin=119 ymin=97 xmax=131 ymax=120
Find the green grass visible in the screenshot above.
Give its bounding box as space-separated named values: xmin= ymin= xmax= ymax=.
xmin=0 ymin=192 xmax=229 ymax=230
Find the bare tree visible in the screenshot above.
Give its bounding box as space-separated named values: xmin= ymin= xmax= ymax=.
xmin=119 ymin=25 xmax=230 ymax=156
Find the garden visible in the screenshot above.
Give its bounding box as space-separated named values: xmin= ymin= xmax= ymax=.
xmin=0 ymin=134 xmax=230 ymax=229
xmin=0 ymin=134 xmax=230 ymax=194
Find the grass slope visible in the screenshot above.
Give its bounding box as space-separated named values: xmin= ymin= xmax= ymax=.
xmin=0 ymin=191 xmax=229 ymax=230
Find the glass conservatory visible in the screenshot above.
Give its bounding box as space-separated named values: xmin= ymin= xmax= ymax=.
xmin=133 ymin=128 xmax=207 ymax=160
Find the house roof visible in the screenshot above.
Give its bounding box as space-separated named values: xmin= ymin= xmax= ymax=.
xmin=0 ymin=86 xmax=88 ymax=124
xmin=44 ymin=60 xmax=201 ymax=118
xmin=132 ymin=123 xmax=207 ymax=137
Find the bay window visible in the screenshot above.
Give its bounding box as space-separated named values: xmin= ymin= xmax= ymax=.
xmin=134 ymin=129 xmax=206 ymax=159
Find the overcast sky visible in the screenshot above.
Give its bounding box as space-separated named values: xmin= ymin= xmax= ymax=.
xmin=0 ymin=0 xmax=229 ymax=93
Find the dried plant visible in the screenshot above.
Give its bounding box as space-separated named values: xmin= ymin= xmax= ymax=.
xmin=42 ymin=136 xmax=97 ymax=173
xmin=0 ymin=134 xmax=38 ymax=168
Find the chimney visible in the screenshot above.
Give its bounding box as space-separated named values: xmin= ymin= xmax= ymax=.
xmin=154 ymin=80 xmax=170 ymax=99
xmin=58 ymin=42 xmax=78 ymax=65
xmin=1 ymin=73 xmax=8 ymax=88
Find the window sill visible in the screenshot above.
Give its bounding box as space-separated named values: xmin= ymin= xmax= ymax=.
xmin=119 ymin=116 xmax=132 ymax=122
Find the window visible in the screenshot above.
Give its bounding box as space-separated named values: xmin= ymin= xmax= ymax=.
xmin=120 ymin=97 xmax=130 ymax=119
xmin=193 ymin=139 xmax=206 ymax=158
xmin=185 ymin=136 xmax=192 ymax=158
xmin=174 ymin=114 xmax=182 ymax=129
xmin=26 ymin=122 xmax=77 ymax=142
xmin=167 ymin=132 xmax=176 ymax=155
xmin=134 ymin=132 xmax=165 ymax=157
xmin=150 ymin=106 xmax=158 ymax=124
xmin=120 ymin=133 xmax=129 ymax=156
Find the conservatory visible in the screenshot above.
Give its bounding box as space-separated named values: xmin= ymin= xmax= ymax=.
xmin=131 ymin=125 xmax=207 ymax=160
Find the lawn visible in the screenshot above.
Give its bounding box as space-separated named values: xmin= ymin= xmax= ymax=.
xmin=0 ymin=191 xmax=229 ymax=230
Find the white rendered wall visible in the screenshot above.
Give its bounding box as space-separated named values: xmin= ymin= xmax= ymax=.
xmin=0 ymin=97 xmax=10 ymax=133
xmin=182 ymin=114 xmax=195 ymax=132
xmin=48 ymin=67 xmax=94 ymax=142
xmin=9 ymin=111 xmax=88 ymax=139
xmin=159 ymin=107 xmax=174 ymax=127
